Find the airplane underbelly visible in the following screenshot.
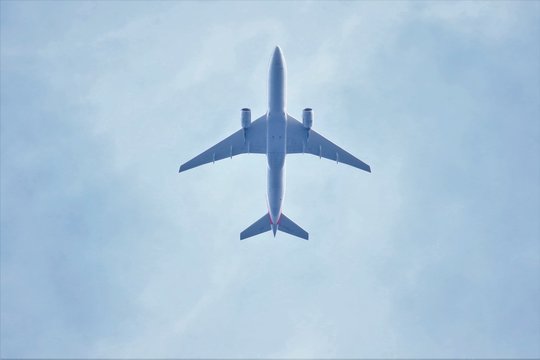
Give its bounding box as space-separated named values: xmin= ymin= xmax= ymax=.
xmin=267 ymin=164 xmax=285 ymax=223
xmin=266 ymin=113 xmax=286 ymax=167
xmin=266 ymin=112 xmax=287 ymax=222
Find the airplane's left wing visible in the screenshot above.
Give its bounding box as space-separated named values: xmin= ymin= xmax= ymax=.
xmin=286 ymin=115 xmax=371 ymax=173
xmin=179 ymin=115 xmax=267 ymax=172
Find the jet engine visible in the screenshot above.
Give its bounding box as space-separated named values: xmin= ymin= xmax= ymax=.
xmin=241 ymin=108 xmax=251 ymax=129
xmin=303 ymin=108 xmax=313 ymax=129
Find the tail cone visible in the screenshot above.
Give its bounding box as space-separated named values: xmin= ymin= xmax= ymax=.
xmin=272 ymin=224 xmax=277 ymax=237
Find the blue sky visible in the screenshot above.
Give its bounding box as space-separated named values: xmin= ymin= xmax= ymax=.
xmin=1 ymin=1 xmax=539 ymax=358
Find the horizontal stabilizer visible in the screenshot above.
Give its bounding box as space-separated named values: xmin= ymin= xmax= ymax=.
xmin=240 ymin=213 xmax=309 ymax=240
xmin=278 ymin=213 xmax=309 ymax=240
xmin=240 ymin=213 xmax=271 ymax=240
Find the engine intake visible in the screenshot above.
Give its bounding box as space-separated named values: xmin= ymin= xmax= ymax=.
xmin=303 ymin=108 xmax=313 ymax=129
xmin=241 ymin=108 xmax=251 ymax=129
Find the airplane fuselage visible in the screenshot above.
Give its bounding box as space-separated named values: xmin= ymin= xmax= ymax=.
xmin=266 ymin=47 xmax=287 ymax=231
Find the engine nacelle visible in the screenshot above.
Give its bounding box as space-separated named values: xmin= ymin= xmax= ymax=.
xmin=241 ymin=108 xmax=251 ymax=129
xmin=303 ymin=108 xmax=313 ymax=129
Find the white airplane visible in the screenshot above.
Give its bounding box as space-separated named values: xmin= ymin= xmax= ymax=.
xmin=179 ymin=46 xmax=371 ymax=240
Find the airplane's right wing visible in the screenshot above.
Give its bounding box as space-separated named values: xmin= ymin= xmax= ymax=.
xmin=286 ymin=115 xmax=371 ymax=173
xmin=179 ymin=115 xmax=267 ymax=172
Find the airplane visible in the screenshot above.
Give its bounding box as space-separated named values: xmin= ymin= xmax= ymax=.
xmin=179 ymin=46 xmax=371 ymax=240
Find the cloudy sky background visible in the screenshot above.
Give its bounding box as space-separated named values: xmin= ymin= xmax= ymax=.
xmin=1 ymin=1 xmax=539 ymax=358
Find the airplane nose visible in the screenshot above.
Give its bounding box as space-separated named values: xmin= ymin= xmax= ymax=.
xmin=272 ymin=46 xmax=284 ymax=67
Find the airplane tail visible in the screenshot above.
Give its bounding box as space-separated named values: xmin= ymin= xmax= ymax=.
xmin=240 ymin=213 xmax=309 ymax=240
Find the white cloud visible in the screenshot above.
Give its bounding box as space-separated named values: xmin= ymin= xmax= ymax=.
xmin=419 ymin=1 xmax=535 ymax=42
